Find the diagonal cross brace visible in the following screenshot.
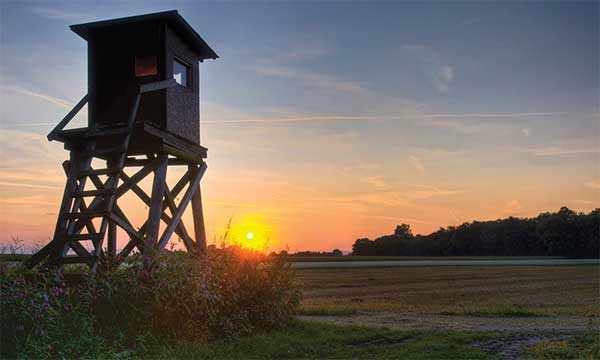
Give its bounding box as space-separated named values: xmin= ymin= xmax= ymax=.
xmin=156 ymin=163 xmax=206 ymax=250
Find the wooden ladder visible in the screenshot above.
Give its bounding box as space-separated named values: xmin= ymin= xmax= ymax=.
xmin=37 ymin=93 xmax=141 ymax=271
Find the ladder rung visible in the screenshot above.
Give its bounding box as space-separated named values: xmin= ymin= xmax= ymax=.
xmin=77 ymin=168 xmax=119 ymax=177
xmin=72 ymin=189 xmax=115 ymax=198
xmin=64 ymin=211 xmax=108 ymax=219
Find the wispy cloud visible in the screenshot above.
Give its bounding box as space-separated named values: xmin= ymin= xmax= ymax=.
xmin=0 ymin=181 xmax=61 ymax=190
xmin=400 ymin=45 xmax=454 ymax=94
xmin=3 ymin=86 xmax=72 ymax=109
xmin=408 ymin=155 xmax=425 ymax=175
xmin=503 ymin=199 xmax=523 ymax=214
xmin=433 ymin=65 xmax=454 ymax=94
xmin=29 ymin=6 xmax=92 ymax=22
xmin=521 ymin=146 xmax=600 ymax=156
xmin=255 ymin=65 xmax=368 ymax=95
xmin=361 ymin=176 xmax=387 ymax=189
xmin=203 ymin=109 xmax=570 ymax=126
xmin=585 ymin=180 xmax=600 ymax=190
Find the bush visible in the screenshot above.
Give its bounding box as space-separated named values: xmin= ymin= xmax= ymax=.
xmin=0 ymin=248 xmax=301 ymax=358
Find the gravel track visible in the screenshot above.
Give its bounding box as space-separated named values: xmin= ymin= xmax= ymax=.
xmin=299 ymin=312 xmax=599 ymax=359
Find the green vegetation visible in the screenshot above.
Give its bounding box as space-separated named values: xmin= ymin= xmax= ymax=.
xmin=0 ymin=249 xmax=300 ymax=359
xmin=0 ymin=253 xmax=30 ymax=262
xmin=147 ymin=321 xmax=495 ymax=360
xmin=352 ymin=207 xmax=599 ymax=258
xmin=438 ymin=306 xmax=544 ymax=318
xmin=526 ymin=331 xmax=600 ymax=359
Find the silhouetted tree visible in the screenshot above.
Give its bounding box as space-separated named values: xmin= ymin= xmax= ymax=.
xmin=351 ymin=207 xmax=599 ymax=258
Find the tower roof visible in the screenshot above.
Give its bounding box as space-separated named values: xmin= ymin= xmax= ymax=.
xmin=70 ymin=10 xmax=218 ymax=60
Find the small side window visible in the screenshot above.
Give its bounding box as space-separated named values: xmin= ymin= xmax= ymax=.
xmin=135 ymin=56 xmax=158 ymax=77
xmin=173 ymin=59 xmax=190 ymax=87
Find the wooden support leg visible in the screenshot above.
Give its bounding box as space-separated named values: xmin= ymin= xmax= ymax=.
xmin=106 ymin=158 xmax=118 ymax=261
xmin=156 ymin=163 xmax=206 ymax=250
xmin=190 ymin=163 xmax=207 ymax=254
xmin=144 ymin=155 xmax=168 ymax=266
xmin=107 ymin=221 xmax=117 ymax=258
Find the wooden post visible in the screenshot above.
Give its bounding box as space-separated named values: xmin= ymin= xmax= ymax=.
xmin=144 ymin=154 xmax=168 ymax=266
xmin=106 ymin=157 xmax=118 ymax=260
xmin=189 ymin=163 xmax=207 ymax=254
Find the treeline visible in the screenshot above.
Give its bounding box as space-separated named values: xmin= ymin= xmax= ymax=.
xmin=352 ymin=207 xmax=599 ymax=258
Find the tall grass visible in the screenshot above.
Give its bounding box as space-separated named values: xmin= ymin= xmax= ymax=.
xmin=0 ymin=247 xmax=301 ymax=358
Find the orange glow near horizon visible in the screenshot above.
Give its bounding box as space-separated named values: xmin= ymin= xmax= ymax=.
xmin=222 ymin=214 xmax=274 ymax=253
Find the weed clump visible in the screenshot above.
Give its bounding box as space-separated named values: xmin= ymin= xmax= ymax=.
xmin=0 ymin=247 xmax=300 ymax=358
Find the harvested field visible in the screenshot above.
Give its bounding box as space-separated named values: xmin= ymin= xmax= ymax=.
xmin=297 ymin=266 xmax=600 ymax=317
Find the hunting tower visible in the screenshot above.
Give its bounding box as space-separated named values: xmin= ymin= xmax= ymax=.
xmin=26 ymin=11 xmax=218 ymax=271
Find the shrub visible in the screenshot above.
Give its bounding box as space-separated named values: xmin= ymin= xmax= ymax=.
xmin=0 ymin=247 xmax=301 ymax=358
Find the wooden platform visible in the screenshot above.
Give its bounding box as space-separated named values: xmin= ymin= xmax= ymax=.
xmin=55 ymin=122 xmax=207 ymax=162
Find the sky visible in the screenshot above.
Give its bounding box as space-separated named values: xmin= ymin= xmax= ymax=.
xmin=0 ymin=1 xmax=598 ymax=253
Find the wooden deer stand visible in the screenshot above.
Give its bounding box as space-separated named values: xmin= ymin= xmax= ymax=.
xmin=26 ymin=11 xmax=218 ymax=271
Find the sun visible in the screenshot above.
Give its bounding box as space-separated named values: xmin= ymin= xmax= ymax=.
xmin=225 ymin=214 xmax=273 ymax=252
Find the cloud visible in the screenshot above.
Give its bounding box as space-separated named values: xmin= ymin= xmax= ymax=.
xmin=433 ymin=65 xmax=454 ymax=94
xmin=585 ymin=180 xmax=600 ymax=190
xmin=504 ymin=200 xmax=523 ymax=214
xmin=202 ymin=104 xmax=569 ymax=127
xmin=361 ymin=176 xmax=387 ymax=189
xmin=400 ymin=45 xmax=453 ymax=94
xmin=255 ymin=65 xmax=368 ymax=95
xmin=522 ymin=146 xmax=600 ymax=156
xmin=0 ymin=181 xmax=61 ymax=190
xmin=573 ymin=199 xmax=596 ymax=205
xmin=3 ymin=86 xmax=72 ymax=109
xmin=408 ymin=156 xmax=425 ymax=175
xmin=29 ymin=7 xmax=92 ymax=22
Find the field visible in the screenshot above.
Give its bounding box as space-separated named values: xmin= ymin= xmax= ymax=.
xmin=287 ymin=255 xmax=566 ymax=262
xmin=148 ymin=264 xmax=600 ymax=359
xmin=3 ymin=256 xmax=599 ymax=358
xmin=297 ymin=265 xmax=600 ymax=318
xmin=291 ymin=265 xmax=600 ymax=358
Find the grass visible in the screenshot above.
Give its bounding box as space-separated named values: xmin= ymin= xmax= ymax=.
xmin=438 ymin=305 xmax=544 ymax=318
xmin=147 ymin=320 xmax=496 ymax=359
xmin=526 ymin=330 xmax=600 ymax=359
xmin=298 ymin=266 xmax=600 ymax=317
xmin=0 ymin=253 xmax=30 ymax=262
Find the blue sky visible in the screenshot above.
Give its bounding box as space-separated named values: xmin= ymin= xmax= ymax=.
xmin=0 ymin=1 xmax=598 ymax=251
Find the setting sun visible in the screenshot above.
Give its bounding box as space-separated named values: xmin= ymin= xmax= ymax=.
xmin=223 ymin=214 xmax=274 ymax=252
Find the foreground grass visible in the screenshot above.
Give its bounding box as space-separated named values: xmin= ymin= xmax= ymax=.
xmin=147 ymin=321 xmax=495 ymax=359
xmin=527 ymin=331 xmax=600 ymax=359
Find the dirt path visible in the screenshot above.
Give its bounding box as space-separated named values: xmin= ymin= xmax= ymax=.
xmin=299 ymin=313 xmax=599 ymax=359
xmin=299 ymin=312 xmax=599 ymax=333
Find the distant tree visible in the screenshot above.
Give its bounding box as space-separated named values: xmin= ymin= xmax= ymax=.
xmin=394 ymin=224 xmax=413 ymax=239
xmin=349 ymin=207 xmax=599 ymax=258
xmin=536 ymin=207 xmax=578 ymax=256
xmin=331 ymin=249 xmax=343 ymax=256
xmin=352 ymin=238 xmax=376 ymax=256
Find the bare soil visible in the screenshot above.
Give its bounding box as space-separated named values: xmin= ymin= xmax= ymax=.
xmin=297 ymin=265 xmax=600 ymax=359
